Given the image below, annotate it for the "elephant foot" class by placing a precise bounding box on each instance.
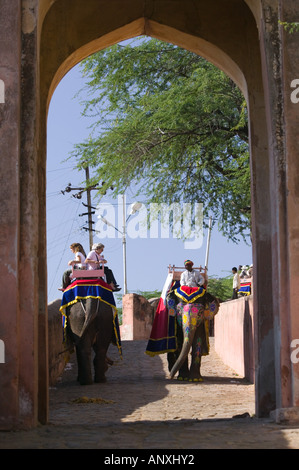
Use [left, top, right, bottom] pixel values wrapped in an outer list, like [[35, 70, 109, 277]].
[[177, 375, 189, 381], [189, 377, 204, 383], [94, 375, 107, 383], [77, 371, 93, 385], [79, 378, 93, 385]]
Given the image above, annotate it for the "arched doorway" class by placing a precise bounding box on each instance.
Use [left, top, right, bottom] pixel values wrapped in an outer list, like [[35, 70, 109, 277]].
[[38, 0, 272, 424]]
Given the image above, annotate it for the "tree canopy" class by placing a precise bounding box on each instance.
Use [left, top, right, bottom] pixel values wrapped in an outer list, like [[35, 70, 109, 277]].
[[71, 38, 251, 242]]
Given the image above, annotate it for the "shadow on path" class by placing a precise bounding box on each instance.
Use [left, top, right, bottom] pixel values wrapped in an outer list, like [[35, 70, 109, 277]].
[[1, 340, 299, 449]]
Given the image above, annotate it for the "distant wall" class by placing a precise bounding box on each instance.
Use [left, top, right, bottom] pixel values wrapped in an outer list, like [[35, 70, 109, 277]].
[[120, 294, 159, 341], [214, 296, 254, 383], [48, 299, 66, 386]]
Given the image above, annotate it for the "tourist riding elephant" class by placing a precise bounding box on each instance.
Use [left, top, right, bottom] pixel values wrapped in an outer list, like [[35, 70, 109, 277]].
[[64, 297, 121, 385], [167, 290, 219, 381]]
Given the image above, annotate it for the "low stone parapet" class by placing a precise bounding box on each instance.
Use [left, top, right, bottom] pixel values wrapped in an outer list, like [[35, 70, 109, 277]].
[[48, 299, 66, 385], [120, 294, 158, 341], [214, 296, 254, 383]]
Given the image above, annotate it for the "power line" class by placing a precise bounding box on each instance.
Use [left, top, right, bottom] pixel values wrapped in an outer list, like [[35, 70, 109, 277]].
[[60, 166, 114, 250], [48, 202, 81, 297]]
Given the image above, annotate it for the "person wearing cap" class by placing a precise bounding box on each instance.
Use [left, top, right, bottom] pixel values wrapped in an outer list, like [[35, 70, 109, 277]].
[[180, 260, 207, 288], [85, 243, 121, 291]]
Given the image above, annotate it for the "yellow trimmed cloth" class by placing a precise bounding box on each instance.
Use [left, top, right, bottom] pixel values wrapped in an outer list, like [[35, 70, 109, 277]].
[[59, 278, 122, 359], [174, 285, 206, 303]]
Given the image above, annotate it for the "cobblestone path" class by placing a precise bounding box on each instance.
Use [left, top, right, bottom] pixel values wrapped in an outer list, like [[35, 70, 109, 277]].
[[1, 338, 299, 449]]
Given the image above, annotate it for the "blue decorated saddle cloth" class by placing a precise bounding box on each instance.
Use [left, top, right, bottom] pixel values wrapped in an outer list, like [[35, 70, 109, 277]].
[[174, 285, 206, 303], [59, 278, 122, 358]]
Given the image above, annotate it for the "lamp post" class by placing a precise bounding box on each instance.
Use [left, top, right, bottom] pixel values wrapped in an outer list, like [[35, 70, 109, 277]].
[[204, 216, 212, 271], [122, 194, 127, 294], [100, 196, 142, 295]]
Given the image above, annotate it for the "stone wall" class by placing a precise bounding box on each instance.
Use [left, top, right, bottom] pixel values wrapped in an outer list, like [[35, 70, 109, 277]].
[[48, 299, 66, 386], [214, 296, 254, 383], [120, 294, 159, 341]]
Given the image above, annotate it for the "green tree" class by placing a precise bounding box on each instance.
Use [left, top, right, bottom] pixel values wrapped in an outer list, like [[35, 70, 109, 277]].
[[279, 21, 299, 34], [207, 276, 233, 302], [71, 38, 250, 242]]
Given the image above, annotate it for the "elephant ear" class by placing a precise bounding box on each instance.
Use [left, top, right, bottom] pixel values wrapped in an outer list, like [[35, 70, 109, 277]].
[[203, 296, 220, 320]]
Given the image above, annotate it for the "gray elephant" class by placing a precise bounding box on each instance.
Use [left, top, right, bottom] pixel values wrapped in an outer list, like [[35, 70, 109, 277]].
[[167, 291, 219, 381], [64, 297, 121, 385]]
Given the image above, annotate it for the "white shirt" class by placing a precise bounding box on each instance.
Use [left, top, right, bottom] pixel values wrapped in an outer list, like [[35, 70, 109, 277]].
[[85, 250, 104, 270], [233, 272, 240, 289], [180, 269, 205, 287], [74, 251, 86, 269]]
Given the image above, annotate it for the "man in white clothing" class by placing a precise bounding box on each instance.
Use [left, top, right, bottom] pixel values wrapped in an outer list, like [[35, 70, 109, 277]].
[[232, 266, 240, 299], [180, 260, 207, 287]]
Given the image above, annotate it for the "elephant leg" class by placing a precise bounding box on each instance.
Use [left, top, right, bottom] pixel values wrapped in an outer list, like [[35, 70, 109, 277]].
[[189, 327, 203, 382], [76, 336, 93, 385], [93, 313, 114, 383], [93, 341, 109, 383], [167, 316, 189, 378], [189, 321, 209, 381], [176, 319, 189, 380]]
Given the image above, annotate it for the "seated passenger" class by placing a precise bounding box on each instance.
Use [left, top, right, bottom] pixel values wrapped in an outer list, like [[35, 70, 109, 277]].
[[60, 243, 87, 291], [240, 265, 250, 279], [180, 260, 207, 288], [85, 243, 121, 292]]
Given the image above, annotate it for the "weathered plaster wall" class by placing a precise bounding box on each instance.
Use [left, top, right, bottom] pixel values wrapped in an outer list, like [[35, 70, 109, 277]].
[[0, 0, 21, 431], [120, 294, 157, 341], [214, 297, 254, 383]]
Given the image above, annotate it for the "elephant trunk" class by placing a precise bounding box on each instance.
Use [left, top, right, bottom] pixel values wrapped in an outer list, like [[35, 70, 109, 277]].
[[169, 326, 196, 379]]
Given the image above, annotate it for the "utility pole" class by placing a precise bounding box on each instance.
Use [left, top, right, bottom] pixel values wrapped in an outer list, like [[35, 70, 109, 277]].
[[61, 166, 100, 251], [85, 166, 93, 251]]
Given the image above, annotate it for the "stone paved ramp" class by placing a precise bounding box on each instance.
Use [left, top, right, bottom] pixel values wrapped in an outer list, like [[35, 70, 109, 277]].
[[1, 339, 299, 449]]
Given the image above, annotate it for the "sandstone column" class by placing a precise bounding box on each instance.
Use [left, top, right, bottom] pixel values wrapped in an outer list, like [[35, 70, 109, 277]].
[[257, 0, 299, 421], [0, 0, 22, 429]]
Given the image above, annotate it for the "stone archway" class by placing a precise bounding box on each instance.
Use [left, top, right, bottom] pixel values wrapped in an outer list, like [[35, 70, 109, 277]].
[[0, 0, 299, 429]]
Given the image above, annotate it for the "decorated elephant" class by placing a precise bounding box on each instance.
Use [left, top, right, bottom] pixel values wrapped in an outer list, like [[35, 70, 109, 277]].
[[60, 279, 122, 385], [146, 274, 219, 382], [167, 288, 219, 381]]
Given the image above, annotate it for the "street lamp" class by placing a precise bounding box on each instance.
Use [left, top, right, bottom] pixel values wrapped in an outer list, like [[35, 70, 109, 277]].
[[99, 196, 142, 295]]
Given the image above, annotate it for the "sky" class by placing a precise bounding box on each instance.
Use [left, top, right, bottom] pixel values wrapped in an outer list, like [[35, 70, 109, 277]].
[[46, 59, 252, 305]]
